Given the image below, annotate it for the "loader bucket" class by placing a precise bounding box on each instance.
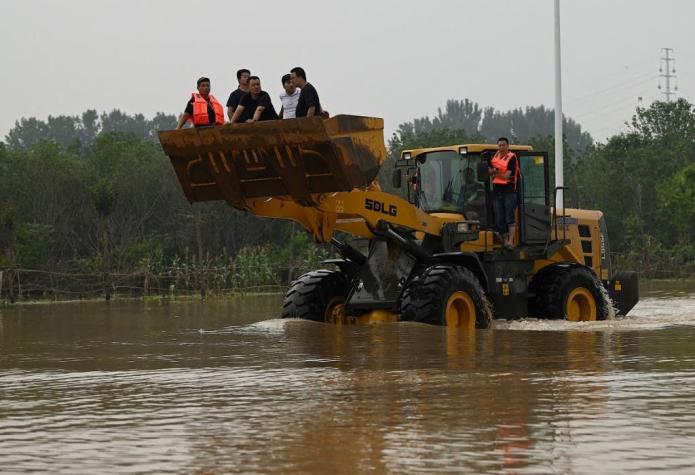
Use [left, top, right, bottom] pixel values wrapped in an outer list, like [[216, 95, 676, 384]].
[[158, 115, 387, 208]]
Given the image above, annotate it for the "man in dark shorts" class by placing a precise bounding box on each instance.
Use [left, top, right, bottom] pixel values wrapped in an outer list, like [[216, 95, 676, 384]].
[[226, 68, 250, 121], [290, 66, 324, 118], [229, 76, 279, 123], [176, 77, 225, 129], [489, 137, 519, 249]]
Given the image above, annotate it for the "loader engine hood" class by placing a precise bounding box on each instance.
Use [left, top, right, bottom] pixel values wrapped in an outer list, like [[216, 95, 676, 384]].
[[158, 115, 387, 208]]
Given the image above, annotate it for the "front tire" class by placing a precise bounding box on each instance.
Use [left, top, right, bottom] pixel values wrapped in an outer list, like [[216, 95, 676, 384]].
[[401, 265, 492, 329], [529, 265, 610, 321], [281, 270, 350, 322]]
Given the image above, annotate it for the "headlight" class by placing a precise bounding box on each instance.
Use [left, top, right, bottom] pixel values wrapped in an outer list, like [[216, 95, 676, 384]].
[[458, 147, 468, 155], [456, 222, 469, 233], [402, 151, 412, 160]]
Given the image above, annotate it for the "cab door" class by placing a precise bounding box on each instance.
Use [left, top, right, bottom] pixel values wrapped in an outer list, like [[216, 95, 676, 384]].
[[516, 152, 550, 245]]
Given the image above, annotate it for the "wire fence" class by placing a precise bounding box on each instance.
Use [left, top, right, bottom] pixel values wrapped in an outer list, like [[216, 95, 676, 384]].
[[0, 264, 309, 303], [1, 253, 692, 304]]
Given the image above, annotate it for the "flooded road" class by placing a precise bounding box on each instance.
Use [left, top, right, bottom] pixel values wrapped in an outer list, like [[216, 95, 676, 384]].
[[2, 290, 695, 474]]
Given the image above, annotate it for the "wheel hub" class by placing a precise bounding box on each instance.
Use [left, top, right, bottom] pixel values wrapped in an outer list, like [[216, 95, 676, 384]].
[[445, 291, 476, 329], [566, 287, 597, 321]]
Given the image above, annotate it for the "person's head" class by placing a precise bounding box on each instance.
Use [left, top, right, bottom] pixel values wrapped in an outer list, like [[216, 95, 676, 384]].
[[248, 76, 261, 95], [290, 67, 307, 87], [237, 69, 251, 87], [497, 137, 510, 154], [196, 77, 211, 95], [282, 73, 296, 95]]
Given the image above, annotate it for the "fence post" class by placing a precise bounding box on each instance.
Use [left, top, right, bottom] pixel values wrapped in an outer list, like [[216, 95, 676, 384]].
[[8, 270, 15, 303], [143, 264, 150, 298], [0, 270, 3, 302], [103, 272, 111, 301]]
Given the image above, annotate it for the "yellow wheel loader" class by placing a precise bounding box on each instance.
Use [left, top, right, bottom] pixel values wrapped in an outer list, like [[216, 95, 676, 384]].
[[158, 115, 638, 327]]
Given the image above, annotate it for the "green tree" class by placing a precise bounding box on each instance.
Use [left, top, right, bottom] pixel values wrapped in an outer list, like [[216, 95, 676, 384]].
[[657, 162, 695, 244], [575, 99, 695, 274], [391, 98, 593, 154]]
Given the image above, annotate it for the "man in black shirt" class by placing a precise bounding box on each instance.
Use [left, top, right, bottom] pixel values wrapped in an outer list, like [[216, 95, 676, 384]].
[[290, 67, 323, 118], [230, 76, 279, 123], [226, 68, 251, 121]]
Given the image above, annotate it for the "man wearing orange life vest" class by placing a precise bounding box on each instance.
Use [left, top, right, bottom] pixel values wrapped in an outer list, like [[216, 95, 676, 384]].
[[489, 137, 519, 249], [176, 77, 225, 129]]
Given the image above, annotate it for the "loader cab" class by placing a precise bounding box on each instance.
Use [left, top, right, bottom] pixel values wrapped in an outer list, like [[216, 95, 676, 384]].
[[395, 144, 551, 246]]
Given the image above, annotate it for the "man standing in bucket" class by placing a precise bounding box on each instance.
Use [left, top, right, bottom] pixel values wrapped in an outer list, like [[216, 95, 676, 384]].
[[489, 137, 519, 249], [290, 66, 325, 118], [226, 68, 251, 121], [176, 77, 225, 129]]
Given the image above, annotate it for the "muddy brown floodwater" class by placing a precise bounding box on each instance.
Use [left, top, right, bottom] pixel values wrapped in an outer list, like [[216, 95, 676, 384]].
[[2, 288, 695, 474]]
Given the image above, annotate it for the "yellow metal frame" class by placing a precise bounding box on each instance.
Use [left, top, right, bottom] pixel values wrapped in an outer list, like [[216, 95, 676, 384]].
[[401, 143, 534, 161], [245, 189, 462, 242]]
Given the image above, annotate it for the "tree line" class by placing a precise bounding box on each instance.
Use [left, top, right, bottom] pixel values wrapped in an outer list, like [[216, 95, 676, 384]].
[[0, 110, 327, 301], [1, 99, 693, 301]]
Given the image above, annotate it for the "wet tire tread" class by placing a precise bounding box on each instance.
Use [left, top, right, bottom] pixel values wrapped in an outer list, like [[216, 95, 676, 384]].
[[281, 269, 350, 322], [400, 264, 492, 328]]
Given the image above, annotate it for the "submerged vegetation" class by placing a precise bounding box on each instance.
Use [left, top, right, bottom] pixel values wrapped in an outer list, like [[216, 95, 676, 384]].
[[1, 99, 694, 301]]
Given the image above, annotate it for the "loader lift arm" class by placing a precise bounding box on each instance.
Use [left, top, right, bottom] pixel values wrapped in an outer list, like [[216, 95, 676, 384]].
[[158, 115, 458, 242]]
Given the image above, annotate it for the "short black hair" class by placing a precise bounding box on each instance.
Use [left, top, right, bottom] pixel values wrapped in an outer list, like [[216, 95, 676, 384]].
[[290, 67, 306, 80], [197, 77, 210, 86], [281, 73, 291, 85], [497, 137, 510, 144], [236, 69, 250, 80], [248, 75, 260, 83]]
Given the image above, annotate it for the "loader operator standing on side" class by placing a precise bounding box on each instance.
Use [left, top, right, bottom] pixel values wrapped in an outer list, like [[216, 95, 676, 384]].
[[176, 77, 225, 129], [489, 137, 519, 249]]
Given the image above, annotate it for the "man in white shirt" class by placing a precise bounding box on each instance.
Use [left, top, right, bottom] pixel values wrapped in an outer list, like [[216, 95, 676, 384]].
[[278, 73, 301, 119]]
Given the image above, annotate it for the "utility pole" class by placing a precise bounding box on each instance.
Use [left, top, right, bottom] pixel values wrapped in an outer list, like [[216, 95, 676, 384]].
[[554, 0, 564, 210], [658, 48, 678, 101]]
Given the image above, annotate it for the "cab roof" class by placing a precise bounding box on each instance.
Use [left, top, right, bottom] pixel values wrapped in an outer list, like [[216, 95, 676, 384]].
[[401, 143, 533, 160]]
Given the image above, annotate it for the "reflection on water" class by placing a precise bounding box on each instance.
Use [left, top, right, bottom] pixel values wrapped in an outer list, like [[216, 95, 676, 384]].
[[2, 293, 695, 474]]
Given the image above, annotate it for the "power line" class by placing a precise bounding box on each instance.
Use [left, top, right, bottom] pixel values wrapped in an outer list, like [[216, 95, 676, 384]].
[[658, 48, 678, 101], [565, 70, 655, 105]]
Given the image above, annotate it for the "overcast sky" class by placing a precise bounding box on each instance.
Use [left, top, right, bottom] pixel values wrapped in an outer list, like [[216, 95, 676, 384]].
[[1, 0, 693, 142]]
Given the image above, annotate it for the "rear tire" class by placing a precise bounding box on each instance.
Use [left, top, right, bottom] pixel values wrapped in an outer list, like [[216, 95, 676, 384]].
[[281, 270, 350, 322], [529, 265, 610, 321], [401, 264, 492, 329]]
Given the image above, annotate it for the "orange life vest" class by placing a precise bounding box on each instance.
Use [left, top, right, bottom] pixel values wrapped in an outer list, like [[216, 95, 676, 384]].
[[191, 93, 224, 126], [491, 151, 519, 189]]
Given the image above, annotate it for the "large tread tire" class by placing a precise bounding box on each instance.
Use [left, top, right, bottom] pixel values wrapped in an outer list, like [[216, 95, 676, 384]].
[[528, 265, 610, 321], [400, 265, 493, 329], [281, 269, 350, 322]]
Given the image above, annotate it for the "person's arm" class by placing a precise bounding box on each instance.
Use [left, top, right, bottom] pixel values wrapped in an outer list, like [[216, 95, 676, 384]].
[[502, 157, 517, 180], [248, 106, 264, 123], [176, 112, 191, 129], [230, 105, 245, 124], [248, 93, 272, 122], [226, 92, 237, 121], [305, 86, 319, 117], [177, 102, 194, 129]]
